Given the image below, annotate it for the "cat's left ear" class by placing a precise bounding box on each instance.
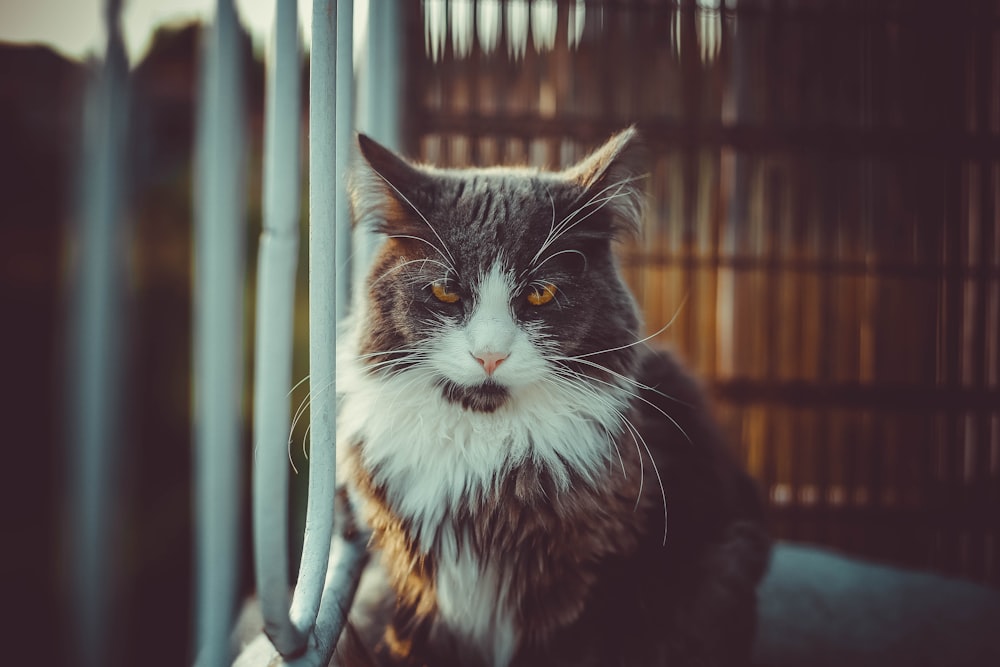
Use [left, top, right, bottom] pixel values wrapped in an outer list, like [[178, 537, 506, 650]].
[[350, 133, 432, 235], [564, 126, 647, 236]]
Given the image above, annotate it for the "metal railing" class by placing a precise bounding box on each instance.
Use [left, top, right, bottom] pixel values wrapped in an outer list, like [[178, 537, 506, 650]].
[[235, 0, 368, 664], [68, 0, 401, 664]]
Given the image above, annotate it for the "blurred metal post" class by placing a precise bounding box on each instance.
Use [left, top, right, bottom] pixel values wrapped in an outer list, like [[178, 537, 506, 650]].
[[335, 0, 354, 318], [69, 1, 128, 665], [252, 0, 305, 656], [300, 2, 367, 653], [287, 0, 339, 638], [193, 0, 247, 664], [353, 0, 402, 287], [356, 0, 401, 150]]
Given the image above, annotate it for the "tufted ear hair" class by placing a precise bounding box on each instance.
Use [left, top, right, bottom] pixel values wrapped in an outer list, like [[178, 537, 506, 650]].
[[562, 126, 647, 237], [350, 133, 433, 236]]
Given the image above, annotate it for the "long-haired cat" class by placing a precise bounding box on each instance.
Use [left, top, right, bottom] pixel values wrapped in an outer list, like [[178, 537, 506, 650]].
[[334, 128, 770, 667]]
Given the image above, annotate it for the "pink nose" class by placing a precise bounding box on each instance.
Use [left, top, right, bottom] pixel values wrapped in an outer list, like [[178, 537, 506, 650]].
[[474, 352, 508, 376]]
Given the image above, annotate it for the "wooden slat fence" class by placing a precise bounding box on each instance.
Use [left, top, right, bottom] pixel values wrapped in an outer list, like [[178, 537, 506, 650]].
[[402, 0, 1000, 586]]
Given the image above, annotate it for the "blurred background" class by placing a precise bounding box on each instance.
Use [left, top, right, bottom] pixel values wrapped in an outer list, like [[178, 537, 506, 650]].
[[1, 0, 998, 665]]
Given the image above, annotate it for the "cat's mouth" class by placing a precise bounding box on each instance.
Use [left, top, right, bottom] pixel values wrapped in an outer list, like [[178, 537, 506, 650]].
[[441, 380, 510, 413]]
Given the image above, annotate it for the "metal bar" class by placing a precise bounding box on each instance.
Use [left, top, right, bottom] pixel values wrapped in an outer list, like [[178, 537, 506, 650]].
[[292, 2, 364, 662], [300, 0, 366, 631], [286, 530, 369, 666], [354, 0, 402, 287], [288, 0, 338, 638], [69, 1, 127, 665], [235, 3, 366, 664], [193, 0, 246, 664], [334, 0, 354, 319], [253, 0, 305, 656], [233, 525, 370, 667]]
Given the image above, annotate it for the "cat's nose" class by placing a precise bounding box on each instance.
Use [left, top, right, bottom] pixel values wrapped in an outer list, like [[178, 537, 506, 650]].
[[474, 352, 508, 376]]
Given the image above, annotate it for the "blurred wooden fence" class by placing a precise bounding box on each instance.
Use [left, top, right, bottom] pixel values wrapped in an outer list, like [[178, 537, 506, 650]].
[[400, 0, 1000, 585]]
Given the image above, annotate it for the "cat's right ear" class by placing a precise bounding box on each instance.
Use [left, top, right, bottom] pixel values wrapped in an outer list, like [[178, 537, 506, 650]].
[[350, 134, 431, 236], [563, 127, 647, 237]]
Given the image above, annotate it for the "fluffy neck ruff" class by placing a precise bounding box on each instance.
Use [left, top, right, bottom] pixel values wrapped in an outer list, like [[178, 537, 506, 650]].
[[337, 331, 630, 551]]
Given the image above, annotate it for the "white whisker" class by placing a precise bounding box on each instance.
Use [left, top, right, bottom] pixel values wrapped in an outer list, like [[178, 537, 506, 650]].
[[368, 166, 457, 268], [372, 255, 454, 287], [552, 357, 693, 445], [543, 367, 666, 540], [540, 373, 629, 479], [288, 373, 310, 398], [529, 248, 588, 276], [385, 235, 457, 272], [618, 407, 668, 545], [531, 174, 646, 266], [566, 293, 690, 362], [556, 353, 692, 409]]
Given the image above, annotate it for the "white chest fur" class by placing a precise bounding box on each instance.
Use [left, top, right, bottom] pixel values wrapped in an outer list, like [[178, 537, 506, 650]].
[[435, 529, 519, 667]]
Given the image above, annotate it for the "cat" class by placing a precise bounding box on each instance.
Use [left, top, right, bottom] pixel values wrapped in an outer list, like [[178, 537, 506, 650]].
[[333, 128, 771, 667]]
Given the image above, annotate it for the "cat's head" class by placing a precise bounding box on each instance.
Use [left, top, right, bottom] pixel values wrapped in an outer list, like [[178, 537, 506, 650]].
[[349, 129, 646, 413]]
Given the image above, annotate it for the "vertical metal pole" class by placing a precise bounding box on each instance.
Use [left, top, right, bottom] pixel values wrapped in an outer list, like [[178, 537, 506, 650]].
[[335, 0, 355, 319], [353, 0, 402, 287], [69, 1, 127, 664], [253, 0, 305, 656], [296, 1, 367, 662], [288, 0, 338, 637], [235, 2, 385, 663], [236, 3, 368, 664], [357, 0, 402, 150], [193, 0, 246, 664]]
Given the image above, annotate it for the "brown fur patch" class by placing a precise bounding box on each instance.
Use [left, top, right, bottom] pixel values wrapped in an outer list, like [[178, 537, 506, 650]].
[[346, 444, 439, 620]]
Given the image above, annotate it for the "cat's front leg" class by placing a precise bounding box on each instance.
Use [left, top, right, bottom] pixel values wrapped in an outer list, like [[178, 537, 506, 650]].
[[661, 520, 771, 667]]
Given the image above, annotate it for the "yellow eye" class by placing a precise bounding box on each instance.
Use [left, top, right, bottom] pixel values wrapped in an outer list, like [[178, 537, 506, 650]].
[[431, 281, 460, 304], [527, 282, 557, 306]]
